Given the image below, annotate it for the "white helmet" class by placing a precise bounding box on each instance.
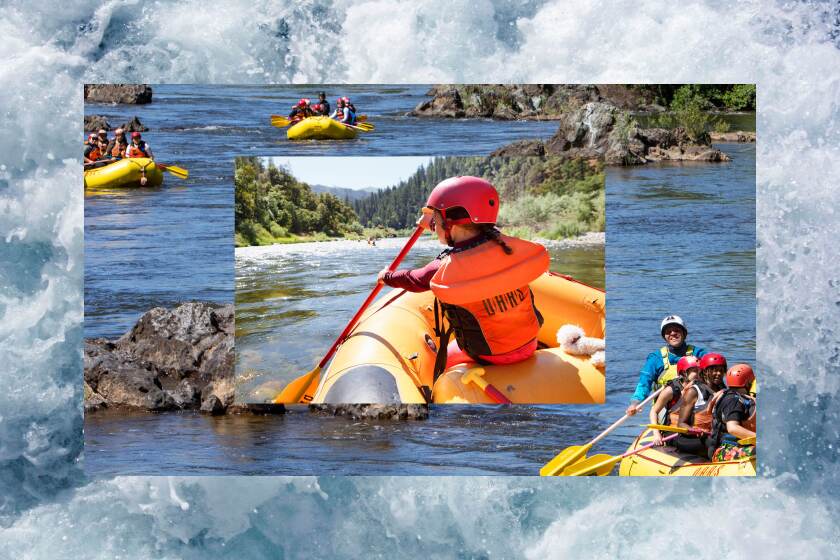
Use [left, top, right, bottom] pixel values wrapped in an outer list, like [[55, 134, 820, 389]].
[[660, 315, 687, 337]]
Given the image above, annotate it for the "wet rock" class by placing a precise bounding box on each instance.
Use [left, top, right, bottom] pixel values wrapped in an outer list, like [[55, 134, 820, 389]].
[[411, 88, 465, 118], [85, 84, 153, 104], [710, 131, 756, 143], [492, 101, 730, 165], [84, 382, 107, 412], [83, 115, 149, 133], [200, 376, 235, 414], [84, 115, 112, 133], [118, 116, 149, 133], [491, 139, 546, 157], [84, 302, 234, 413], [309, 403, 429, 420], [411, 84, 660, 120]]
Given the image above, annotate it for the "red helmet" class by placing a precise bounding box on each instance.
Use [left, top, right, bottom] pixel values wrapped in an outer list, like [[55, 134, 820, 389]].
[[342, 96, 350, 103], [699, 353, 727, 371], [336, 97, 344, 105], [312, 103, 321, 111], [297, 99, 309, 107], [426, 176, 499, 225], [676, 355, 701, 375], [131, 131, 142, 138], [726, 364, 755, 388]]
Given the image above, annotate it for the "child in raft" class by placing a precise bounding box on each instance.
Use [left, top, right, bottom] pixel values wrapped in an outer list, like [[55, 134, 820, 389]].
[[670, 352, 728, 457], [706, 363, 756, 462], [378, 176, 550, 380], [649, 355, 702, 446]]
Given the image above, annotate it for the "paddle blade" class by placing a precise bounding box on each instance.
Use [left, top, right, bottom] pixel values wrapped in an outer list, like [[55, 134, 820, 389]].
[[561, 454, 620, 477], [160, 164, 189, 179], [540, 444, 591, 476], [273, 366, 321, 404], [738, 436, 756, 446], [356, 122, 375, 131], [270, 115, 291, 128], [647, 423, 689, 434]]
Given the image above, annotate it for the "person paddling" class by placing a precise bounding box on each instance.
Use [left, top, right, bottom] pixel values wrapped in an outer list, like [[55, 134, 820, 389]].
[[125, 131, 154, 160], [378, 176, 549, 380], [707, 363, 756, 462], [288, 98, 315, 122], [84, 133, 102, 166], [649, 355, 701, 446], [626, 315, 707, 416], [668, 352, 727, 456]]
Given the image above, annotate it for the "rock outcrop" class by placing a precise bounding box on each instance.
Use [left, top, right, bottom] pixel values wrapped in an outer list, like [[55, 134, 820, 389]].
[[84, 302, 235, 413], [83, 115, 149, 133], [84, 84, 153, 104], [710, 131, 756, 143], [492, 102, 730, 165], [409, 84, 663, 120]]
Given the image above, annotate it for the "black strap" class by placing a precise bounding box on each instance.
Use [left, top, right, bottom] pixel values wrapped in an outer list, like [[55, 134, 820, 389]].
[[432, 299, 452, 383]]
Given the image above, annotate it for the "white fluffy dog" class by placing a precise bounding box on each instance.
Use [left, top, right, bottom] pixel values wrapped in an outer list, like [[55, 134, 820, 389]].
[[557, 324, 605, 368]]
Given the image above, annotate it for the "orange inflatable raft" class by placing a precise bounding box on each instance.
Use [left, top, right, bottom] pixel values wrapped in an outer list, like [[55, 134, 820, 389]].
[[289, 272, 605, 404]]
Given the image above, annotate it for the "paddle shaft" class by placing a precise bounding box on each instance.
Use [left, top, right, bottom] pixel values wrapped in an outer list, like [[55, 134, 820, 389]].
[[316, 225, 425, 369], [588, 387, 664, 447]]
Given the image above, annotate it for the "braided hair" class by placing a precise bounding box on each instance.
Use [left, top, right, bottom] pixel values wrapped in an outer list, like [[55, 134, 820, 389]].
[[480, 224, 513, 255], [440, 207, 513, 255]]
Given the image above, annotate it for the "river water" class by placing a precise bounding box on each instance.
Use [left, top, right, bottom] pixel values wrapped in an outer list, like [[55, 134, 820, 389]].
[[84, 85, 559, 339], [84, 89, 753, 476], [235, 236, 605, 400]]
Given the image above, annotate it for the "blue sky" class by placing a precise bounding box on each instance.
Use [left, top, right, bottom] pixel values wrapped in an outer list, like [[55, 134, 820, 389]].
[[267, 157, 434, 190]]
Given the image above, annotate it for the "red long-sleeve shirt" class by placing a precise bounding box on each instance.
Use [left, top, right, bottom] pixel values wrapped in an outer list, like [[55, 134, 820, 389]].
[[382, 258, 441, 292]]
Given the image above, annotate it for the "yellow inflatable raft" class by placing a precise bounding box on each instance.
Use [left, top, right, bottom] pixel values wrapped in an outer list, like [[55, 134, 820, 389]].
[[618, 429, 756, 476], [299, 272, 605, 404], [84, 158, 164, 188], [287, 116, 358, 140]]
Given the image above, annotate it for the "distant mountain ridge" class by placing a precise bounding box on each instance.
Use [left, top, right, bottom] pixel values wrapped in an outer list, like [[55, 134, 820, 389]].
[[309, 184, 379, 202]]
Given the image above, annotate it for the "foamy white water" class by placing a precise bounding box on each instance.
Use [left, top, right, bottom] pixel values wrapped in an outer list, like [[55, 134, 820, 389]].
[[2, 0, 840, 556]]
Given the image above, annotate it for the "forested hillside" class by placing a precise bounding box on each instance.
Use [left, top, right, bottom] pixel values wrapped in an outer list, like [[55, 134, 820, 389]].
[[235, 157, 362, 246], [353, 156, 604, 239]]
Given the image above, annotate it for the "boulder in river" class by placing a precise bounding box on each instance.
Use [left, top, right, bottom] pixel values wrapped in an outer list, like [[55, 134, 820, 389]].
[[84, 302, 234, 413], [85, 84, 153, 104], [493, 101, 731, 165], [83, 115, 149, 133]]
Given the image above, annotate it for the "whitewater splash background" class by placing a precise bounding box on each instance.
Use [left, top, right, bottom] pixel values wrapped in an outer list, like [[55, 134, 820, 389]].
[[1, 0, 839, 556]]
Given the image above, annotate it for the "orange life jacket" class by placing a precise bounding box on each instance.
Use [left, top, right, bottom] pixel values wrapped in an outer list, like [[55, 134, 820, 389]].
[[126, 141, 149, 158], [430, 234, 549, 356], [111, 141, 126, 158], [87, 147, 102, 161]]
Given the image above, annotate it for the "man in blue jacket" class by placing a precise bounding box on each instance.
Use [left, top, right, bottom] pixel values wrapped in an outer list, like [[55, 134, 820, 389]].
[[625, 315, 707, 415]]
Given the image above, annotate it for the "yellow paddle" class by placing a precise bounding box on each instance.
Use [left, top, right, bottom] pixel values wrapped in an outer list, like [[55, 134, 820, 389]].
[[157, 163, 189, 179], [738, 436, 756, 445], [646, 424, 709, 435], [273, 225, 426, 404], [540, 388, 664, 476], [560, 432, 681, 476], [270, 115, 294, 127]]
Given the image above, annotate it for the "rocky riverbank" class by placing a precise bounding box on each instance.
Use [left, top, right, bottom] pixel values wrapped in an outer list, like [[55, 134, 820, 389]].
[[84, 302, 237, 414], [491, 102, 730, 165], [84, 302, 427, 420], [409, 84, 663, 120]]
